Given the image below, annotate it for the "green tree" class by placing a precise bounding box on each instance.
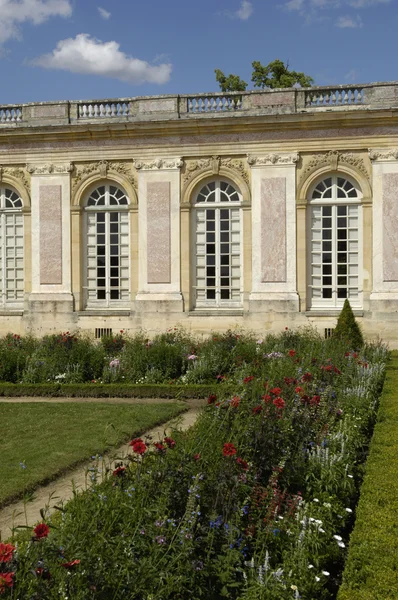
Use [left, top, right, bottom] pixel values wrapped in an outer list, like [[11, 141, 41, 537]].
[[251, 59, 314, 89], [333, 299, 364, 350], [214, 69, 248, 93]]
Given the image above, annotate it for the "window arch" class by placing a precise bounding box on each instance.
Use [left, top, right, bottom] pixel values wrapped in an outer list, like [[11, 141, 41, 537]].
[[0, 187, 24, 308], [308, 175, 362, 309], [84, 183, 130, 308], [192, 179, 242, 308]]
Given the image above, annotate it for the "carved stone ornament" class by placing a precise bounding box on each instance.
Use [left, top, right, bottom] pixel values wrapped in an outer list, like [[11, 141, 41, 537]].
[[247, 153, 299, 166], [369, 148, 398, 162], [134, 158, 183, 170], [72, 161, 137, 193], [182, 155, 249, 190], [0, 165, 30, 193], [299, 150, 369, 187], [26, 163, 73, 175]]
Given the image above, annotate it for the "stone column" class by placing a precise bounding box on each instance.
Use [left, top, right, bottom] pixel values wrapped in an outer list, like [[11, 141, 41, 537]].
[[27, 163, 75, 332], [369, 149, 398, 313], [247, 153, 299, 312], [134, 158, 183, 316]]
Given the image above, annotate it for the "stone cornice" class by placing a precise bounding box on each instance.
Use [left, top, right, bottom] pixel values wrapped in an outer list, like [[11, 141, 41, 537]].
[[369, 148, 398, 162], [27, 163, 72, 175], [247, 153, 299, 166], [134, 158, 183, 170]]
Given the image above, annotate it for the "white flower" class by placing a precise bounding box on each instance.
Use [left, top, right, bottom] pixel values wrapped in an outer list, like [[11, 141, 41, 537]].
[[348, 474, 354, 478], [319, 528, 325, 533], [308, 564, 314, 569], [345, 508, 353, 513], [313, 498, 319, 502], [338, 541, 346, 548], [315, 576, 320, 582], [322, 571, 330, 576], [333, 535, 342, 541]]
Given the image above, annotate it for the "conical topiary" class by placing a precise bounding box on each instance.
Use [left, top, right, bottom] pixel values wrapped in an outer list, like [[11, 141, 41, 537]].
[[334, 299, 364, 349]]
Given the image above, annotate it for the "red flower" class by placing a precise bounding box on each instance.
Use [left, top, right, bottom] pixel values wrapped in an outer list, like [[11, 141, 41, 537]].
[[288, 349, 296, 357], [243, 376, 255, 384], [164, 437, 176, 449], [0, 572, 14, 592], [61, 559, 81, 568], [262, 394, 272, 403], [284, 377, 297, 386], [270, 387, 281, 396], [334, 367, 342, 375], [321, 365, 333, 372], [300, 394, 310, 405], [230, 396, 240, 408], [34, 523, 50, 539], [154, 442, 166, 452], [194, 453, 201, 461], [311, 395, 321, 406], [113, 466, 126, 477], [131, 441, 147, 455], [273, 397, 285, 409], [0, 543, 15, 563], [36, 567, 51, 579], [223, 442, 237, 457], [302, 372, 312, 382], [253, 405, 263, 415], [207, 394, 217, 405], [295, 386, 304, 394], [130, 437, 143, 446], [236, 457, 249, 470]]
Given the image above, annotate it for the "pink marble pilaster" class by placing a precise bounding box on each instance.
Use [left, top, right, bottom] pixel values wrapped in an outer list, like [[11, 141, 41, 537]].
[[147, 181, 171, 284], [383, 173, 398, 282], [261, 178, 286, 283], [39, 185, 62, 284]]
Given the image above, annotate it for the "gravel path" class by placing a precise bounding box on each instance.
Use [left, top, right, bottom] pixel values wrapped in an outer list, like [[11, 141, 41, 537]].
[[0, 399, 203, 539]]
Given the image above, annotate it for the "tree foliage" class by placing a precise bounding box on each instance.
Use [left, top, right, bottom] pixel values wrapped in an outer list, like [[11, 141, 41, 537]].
[[214, 69, 248, 93], [251, 59, 314, 89], [334, 299, 364, 350], [215, 59, 313, 92]]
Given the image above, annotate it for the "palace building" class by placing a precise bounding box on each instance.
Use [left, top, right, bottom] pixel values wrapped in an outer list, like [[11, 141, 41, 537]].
[[1, 82, 398, 344]]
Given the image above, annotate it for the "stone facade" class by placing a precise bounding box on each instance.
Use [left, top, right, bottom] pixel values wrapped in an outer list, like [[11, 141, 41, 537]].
[[1, 82, 398, 344]]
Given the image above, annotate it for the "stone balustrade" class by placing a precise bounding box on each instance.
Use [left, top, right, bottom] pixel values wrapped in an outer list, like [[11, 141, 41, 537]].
[[1, 81, 398, 127]]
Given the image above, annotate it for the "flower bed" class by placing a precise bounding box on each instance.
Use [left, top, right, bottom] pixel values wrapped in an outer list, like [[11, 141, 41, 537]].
[[1, 329, 388, 599]]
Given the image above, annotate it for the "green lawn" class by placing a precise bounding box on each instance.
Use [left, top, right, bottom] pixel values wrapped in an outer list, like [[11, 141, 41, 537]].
[[0, 401, 186, 505], [338, 351, 398, 600]]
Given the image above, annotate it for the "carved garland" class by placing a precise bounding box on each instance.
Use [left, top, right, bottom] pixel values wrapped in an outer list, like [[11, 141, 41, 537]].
[[0, 165, 30, 194], [26, 163, 73, 175], [299, 150, 369, 188], [134, 158, 183, 170], [72, 161, 137, 194], [369, 149, 398, 161], [182, 156, 249, 193], [247, 153, 299, 166]]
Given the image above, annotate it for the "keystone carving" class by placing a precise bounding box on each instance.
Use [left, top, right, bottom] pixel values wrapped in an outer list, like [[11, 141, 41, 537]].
[[182, 156, 249, 190], [72, 161, 137, 193], [26, 163, 73, 175], [134, 158, 183, 170], [0, 165, 30, 193], [369, 148, 398, 162], [299, 150, 369, 187], [247, 153, 299, 166]]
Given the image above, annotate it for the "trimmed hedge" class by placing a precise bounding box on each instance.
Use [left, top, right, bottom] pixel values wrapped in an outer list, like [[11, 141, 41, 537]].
[[0, 382, 236, 399], [337, 352, 398, 600]]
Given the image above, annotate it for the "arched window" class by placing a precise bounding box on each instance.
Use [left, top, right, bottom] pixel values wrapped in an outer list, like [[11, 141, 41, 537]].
[[0, 187, 24, 308], [193, 179, 242, 308], [308, 175, 361, 309], [84, 184, 130, 308]]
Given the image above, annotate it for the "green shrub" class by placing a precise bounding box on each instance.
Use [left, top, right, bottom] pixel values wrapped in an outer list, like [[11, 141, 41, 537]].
[[334, 299, 364, 350]]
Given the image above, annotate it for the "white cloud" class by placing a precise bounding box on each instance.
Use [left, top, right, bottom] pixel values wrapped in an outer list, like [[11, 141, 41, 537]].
[[0, 0, 72, 45], [336, 13, 363, 26], [349, 0, 390, 6], [236, 0, 253, 19], [98, 6, 111, 20], [344, 68, 359, 81], [221, 0, 253, 20], [285, 0, 305, 10], [31, 33, 172, 85]]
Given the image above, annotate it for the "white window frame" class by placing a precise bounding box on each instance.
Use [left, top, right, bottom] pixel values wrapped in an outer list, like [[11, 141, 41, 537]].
[[192, 178, 243, 309], [0, 187, 24, 310], [83, 183, 130, 309], [307, 174, 362, 310]]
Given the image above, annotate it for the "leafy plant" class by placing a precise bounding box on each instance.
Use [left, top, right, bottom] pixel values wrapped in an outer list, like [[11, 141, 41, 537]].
[[334, 299, 364, 350]]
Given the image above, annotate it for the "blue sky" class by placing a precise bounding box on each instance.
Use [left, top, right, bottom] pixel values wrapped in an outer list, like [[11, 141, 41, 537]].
[[0, 0, 396, 104]]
